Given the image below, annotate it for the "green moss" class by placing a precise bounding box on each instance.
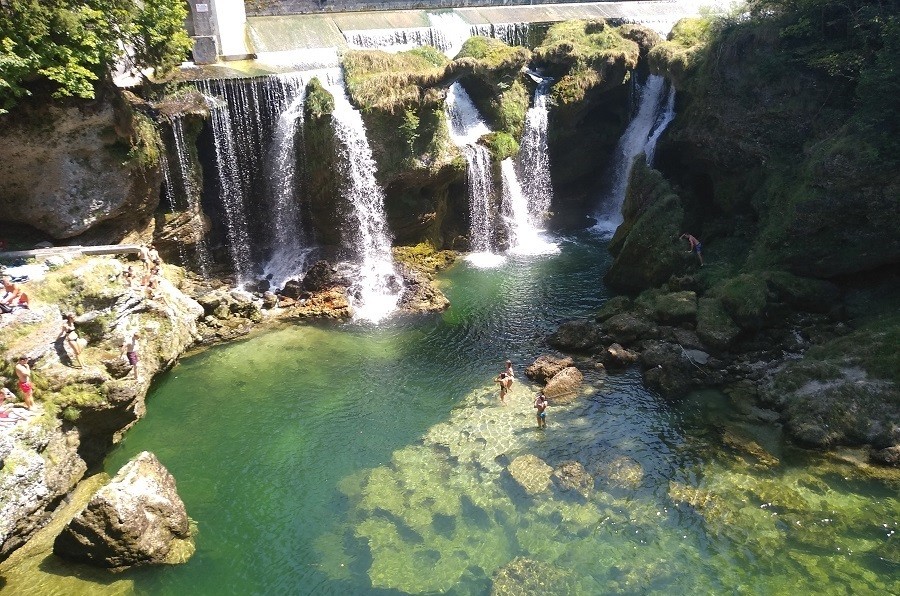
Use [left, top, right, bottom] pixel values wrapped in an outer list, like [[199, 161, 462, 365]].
[[711, 274, 770, 330], [343, 49, 448, 113], [305, 77, 334, 118], [456, 36, 527, 69], [480, 131, 519, 161], [392, 243, 457, 276], [806, 313, 900, 384], [534, 20, 640, 105], [696, 297, 741, 351], [127, 112, 163, 169], [648, 18, 713, 83]]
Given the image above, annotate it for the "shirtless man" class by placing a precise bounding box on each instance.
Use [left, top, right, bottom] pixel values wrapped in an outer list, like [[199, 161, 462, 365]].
[[680, 233, 704, 266], [122, 332, 140, 381], [534, 392, 548, 429], [0, 277, 26, 311], [495, 372, 510, 404], [14, 356, 34, 409]]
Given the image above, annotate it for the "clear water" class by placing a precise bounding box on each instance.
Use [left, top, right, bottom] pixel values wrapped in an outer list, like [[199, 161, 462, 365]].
[[5, 234, 898, 594]]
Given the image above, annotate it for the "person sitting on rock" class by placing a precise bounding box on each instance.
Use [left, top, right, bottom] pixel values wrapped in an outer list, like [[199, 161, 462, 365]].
[[0, 276, 27, 312], [680, 233, 704, 266], [0, 387, 29, 422]]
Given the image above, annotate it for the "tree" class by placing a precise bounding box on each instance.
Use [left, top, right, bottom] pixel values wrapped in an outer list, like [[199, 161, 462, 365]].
[[0, 0, 192, 114]]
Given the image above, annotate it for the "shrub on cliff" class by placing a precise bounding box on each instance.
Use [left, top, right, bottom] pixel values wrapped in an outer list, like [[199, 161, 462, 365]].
[[343, 47, 449, 113], [0, 0, 192, 114], [533, 19, 640, 106]]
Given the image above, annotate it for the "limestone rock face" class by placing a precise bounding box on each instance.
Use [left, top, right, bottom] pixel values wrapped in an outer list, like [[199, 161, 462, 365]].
[[524, 355, 574, 383], [543, 366, 584, 404], [53, 451, 194, 569], [507, 455, 553, 495], [0, 93, 161, 241]]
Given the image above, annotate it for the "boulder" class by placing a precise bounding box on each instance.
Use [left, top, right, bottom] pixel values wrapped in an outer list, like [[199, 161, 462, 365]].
[[639, 341, 700, 397], [601, 312, 654, 345], [543, 366, 584, 404], [507, 455, 553, 495], [651, 291, 698, 324], [595, 295, 632, 322], [53, 451, 194, 569], [600, 343, 639, 368], [261, 291, 278, 309], [524, 355, 574, 383], [280, 279, 305, 300], [302, 260, 337, 292], [547, 319, 605, 352], [696, 297, 741, 352], [552, 460, 594, 498], [595, 455, 644, 490]]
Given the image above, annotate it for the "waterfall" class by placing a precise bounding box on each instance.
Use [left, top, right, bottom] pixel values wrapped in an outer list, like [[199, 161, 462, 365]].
[[169, 117, 212, 276], [197, 81, 255, 282], [445, 82, 505, 267], [428, 13, 474, 58], [469, 23, 530, 47], [195, 74, 311, 285], [504, 78, 559, 256], [159, 152, 190, 269], [262, 77, 313, 288], [593, 74, 671, 237], [644, 84, 676, 166], [323, 76, 403, 323], [344, 27, 440, 53]]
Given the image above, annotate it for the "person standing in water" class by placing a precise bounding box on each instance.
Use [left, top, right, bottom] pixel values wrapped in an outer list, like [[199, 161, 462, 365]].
[[534, 392, 548, 429], [680, 233, 704, 266], [495, 372, 510, 404]]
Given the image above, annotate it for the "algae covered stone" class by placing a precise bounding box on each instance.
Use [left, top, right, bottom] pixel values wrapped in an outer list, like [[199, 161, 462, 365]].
[[508, 454, 554, 495], [543, 367, 584, 404]]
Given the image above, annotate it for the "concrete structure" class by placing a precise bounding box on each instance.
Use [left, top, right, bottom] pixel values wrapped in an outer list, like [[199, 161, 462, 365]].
[[186, 0, 254, 64], [247, 0, 621, 16]]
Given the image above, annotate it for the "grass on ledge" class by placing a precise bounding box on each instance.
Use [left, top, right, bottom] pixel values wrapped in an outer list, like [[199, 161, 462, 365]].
[[343, 47, 450, 113]]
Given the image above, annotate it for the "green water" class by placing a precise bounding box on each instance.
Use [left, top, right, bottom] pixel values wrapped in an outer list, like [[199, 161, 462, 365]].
[[7, 234, 898, 594]]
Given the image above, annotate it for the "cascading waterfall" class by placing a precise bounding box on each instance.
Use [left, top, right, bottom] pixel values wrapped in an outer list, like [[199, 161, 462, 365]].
[[197, 83, 255, 282], [469, 22, 530, 47], [262, 80, 313, 288], [323, 76, 403, 323], [158, 152, 190, 269], [195, 74, 311, 284], [500, 75, 558, 256], [445, 82, 505, 266], [644, 84, 676, 166], [169, 117, 212, 276], [593, 74, 672, 237], [428, 12, 474, 58]]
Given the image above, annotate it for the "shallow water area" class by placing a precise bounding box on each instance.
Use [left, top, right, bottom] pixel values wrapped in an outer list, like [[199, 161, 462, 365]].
[[4, 233, 898, 594]]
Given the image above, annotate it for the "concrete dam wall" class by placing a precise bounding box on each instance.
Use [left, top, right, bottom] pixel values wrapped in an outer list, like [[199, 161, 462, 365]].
[[246, 0, 618, 17]]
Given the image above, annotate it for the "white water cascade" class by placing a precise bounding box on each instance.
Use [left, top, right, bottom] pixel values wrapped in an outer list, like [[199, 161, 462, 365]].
[[644, 84, 676, 166], [445, 82, 505, 267], [427, 12, 475, 58], [512, 78, 559, 254], [197, 81, 255, 283], [323, 76, 404, 323], [593, 74, 673, 237], [167, 117, 212, 276], [344, 17, 530, 56]]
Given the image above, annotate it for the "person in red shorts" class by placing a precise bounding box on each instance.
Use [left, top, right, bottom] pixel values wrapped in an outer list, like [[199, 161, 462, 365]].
[[14, 356, 34, 409]]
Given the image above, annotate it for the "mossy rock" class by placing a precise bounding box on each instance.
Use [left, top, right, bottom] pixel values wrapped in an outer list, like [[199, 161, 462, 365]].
[[711, 274, 771, 330], [647, 18, 713, 86], [480, 132, 520, 161], [595, 295, 632, 322], [605, 161, 685, 293], [343, 48, 449, 113], [303, 78, 343, 248], [696, 297, 741, 352], [764, 271, 840, 314], [636, 289, 697, 324]]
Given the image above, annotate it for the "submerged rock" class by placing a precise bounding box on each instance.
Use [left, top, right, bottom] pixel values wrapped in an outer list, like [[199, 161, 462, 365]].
[[507, 455, 554, 495], [552, 461, 594, 498], [524, 355, 574, 383], [595, 456, 644, 490], [53, 451, 194, 570], [491, 556, 575, 596], [543, 366, 584, 403]]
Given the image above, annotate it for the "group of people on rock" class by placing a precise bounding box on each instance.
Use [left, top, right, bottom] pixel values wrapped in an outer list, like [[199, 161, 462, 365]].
[[494, 360, 549, 430], [1, 244, 158, 419]]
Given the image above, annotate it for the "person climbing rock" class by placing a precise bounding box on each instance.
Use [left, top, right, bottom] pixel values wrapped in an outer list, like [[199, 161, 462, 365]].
[[680, 233, 704, 266]]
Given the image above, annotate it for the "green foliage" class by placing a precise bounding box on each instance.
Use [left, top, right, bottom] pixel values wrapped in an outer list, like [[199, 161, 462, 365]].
[[480, 132, 519, 161], [648, 18, 713, 82], [305, 77, 334, 118], [127, 112, 163, 169], [399, 108, 420, 153], [0, 0, 191, 113], [456, 36, 528, 69], [534, 20, 640, 105]]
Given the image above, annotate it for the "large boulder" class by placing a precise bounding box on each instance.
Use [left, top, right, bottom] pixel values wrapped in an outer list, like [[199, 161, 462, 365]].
[[696, 297, 741, 352], [302, 260, 338, 292], [507, 455, 554, 495], [53, 451, 194, 569], [543, 366, 584, 404], [524, 355, 574, 383], [548, 319, 605, 352], [600, 342, 639, 368], [600, 312, 654, 345]]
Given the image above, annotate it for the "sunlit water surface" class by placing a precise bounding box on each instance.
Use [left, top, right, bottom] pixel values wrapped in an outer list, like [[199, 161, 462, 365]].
[[4, 234, 898, 594]]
